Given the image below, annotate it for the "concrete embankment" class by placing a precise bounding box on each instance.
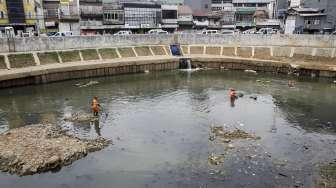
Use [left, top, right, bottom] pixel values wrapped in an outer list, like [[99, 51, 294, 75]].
[[0, 34, 336, 88]]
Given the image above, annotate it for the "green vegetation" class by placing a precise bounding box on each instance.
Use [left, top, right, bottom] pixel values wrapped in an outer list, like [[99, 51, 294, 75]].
[[190, 46, 204, 55], [164, 46, 171, 55], [318, 162, 336, 187], [8, 53, 35, 68], [181, 46, 188, 55], [0, 55, 6, 69], [81, 49, 99, 61], [118, 48, 136, 58], [37, 52, 60, 65], [134, 47, 152, 56], [206, 47, 221, 55], [150, 46, 166, 56], [59, 50, 81, 63], [99, 48, 119, 60]]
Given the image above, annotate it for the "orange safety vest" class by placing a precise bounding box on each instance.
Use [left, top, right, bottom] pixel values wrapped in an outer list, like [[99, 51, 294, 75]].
[[91, 99, 99, 112]]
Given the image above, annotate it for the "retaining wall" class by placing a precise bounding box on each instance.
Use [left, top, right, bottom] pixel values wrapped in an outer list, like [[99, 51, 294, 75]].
[[2, 34, 336, 53], [0, 34, 336, 88]]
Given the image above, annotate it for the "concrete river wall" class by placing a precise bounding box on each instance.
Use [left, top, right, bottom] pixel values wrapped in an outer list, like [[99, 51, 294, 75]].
[[0, 34, 335, 88]]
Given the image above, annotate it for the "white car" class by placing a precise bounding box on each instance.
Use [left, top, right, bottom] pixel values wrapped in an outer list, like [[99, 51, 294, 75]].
[[51, 31, 74, 37], [242, 29, 256, 34], [148, 29, 168, 34], [201, 30, 219, 35], [221, 30, 235, 35], [114, 30, 132, 35], [256, 28, 276, 35]]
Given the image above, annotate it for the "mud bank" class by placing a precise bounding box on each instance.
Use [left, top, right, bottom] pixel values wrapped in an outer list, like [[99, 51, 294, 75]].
[[0, 124, 110, 176]]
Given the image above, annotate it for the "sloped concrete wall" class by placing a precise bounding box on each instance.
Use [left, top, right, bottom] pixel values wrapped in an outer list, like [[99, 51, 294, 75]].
[[2, 34, 336, 53]]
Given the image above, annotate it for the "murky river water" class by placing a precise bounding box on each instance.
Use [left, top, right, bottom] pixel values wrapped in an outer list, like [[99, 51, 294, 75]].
[[0, 70, 335, 188]]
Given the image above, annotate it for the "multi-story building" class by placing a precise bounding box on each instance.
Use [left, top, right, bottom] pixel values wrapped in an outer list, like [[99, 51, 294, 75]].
[[161, 4, 178, 32], [123, 2, 162, 32], [284, 0, 336, 34], [185, 0, 211, 13], [193, 10, 209, 29], [58, 0, 80, 34], [209, 0, 236, 29], [35, 0, 45, 34], [43, 0, 80, 35], [79, 0, 103, 35], [233, 0, 273, 29], [0, 0, 44, 35], [0, 0, 8, 25], [177, 5, 193, 30], [43, 0, 60, 33]]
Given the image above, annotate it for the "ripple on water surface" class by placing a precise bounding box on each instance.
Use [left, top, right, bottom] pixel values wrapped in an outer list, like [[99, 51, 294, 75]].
[[0, 70, 335, 188]]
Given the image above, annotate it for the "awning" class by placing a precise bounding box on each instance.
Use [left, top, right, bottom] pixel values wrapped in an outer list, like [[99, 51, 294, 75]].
[[162, 24, 178, 28], [299, 13, 327, 17]]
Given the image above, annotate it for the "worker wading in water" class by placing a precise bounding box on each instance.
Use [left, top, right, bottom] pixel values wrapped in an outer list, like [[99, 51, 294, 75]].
[[91, 96, 101, 117], [229, 88, 237, 107]]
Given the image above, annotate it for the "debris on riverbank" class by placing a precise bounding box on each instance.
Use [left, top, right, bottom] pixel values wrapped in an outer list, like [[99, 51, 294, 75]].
[[317, 161, 336, 188], [210, 126, 260, 142], [74, 81, 99, 88], [0, 124, 110, 176], [63, 112, 97, 123], [208, 153, 225, 166]]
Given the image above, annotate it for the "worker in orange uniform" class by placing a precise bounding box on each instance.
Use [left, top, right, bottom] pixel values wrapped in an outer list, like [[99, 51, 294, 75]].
[[229, 88, 237, 107], [91, 96, 101, 117]]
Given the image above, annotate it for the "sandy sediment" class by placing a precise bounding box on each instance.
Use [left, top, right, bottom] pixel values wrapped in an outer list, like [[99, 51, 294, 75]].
[[0, 124, 110, 176]]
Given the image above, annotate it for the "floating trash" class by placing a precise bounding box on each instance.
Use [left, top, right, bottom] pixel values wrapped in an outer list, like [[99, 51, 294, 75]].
[[75, 81, 99, 88], [244, 70, 257, 74], [208, 153, 225, 166], [210, 126, 259, 140]]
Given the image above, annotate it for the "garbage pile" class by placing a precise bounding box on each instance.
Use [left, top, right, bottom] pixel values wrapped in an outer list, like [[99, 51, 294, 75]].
[[0, 124, 110, 176]]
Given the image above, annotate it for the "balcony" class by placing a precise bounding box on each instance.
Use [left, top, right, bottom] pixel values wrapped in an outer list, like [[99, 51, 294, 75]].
[[235, 21, 255, 27], [59, 6, 80, 21], [162, 19, 178, 24], [80, 20, 103, 27]]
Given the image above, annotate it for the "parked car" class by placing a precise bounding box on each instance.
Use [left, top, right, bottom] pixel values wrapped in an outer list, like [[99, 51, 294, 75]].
[[256, 28, 276, 35], [114, 30, 132, 35], [201, 30, 219, 35], [51, 31, 74, 37], [242, 29, 256, 34], [148, 29, 168, 34], [221, 30, 235, 35]]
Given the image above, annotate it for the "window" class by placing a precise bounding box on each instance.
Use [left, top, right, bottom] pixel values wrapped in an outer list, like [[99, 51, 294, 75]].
[[314, 19, 320, 25], [0, 11, 3, 19]]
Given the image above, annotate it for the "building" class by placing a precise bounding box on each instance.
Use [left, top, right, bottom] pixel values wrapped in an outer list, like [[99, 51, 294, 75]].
[[233, 0, 272, 29], [58, 0, 80, 34], [177, 5, 193, 30], [43, 0, 60, 33], [193, 10, 209, 29], [123, 2, 162, 33], [79, 0, 104, 35], [161, 5, 178, 32], [185, 0, 211, 12], [35, 0, 46, 34], [156, 0, 184, 5], [285, 7, 327, 34], [0, 0, 8, 25], [0, 0, 44, 35], [284, 0, 336, 34], [103, 2, 124, 30]]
